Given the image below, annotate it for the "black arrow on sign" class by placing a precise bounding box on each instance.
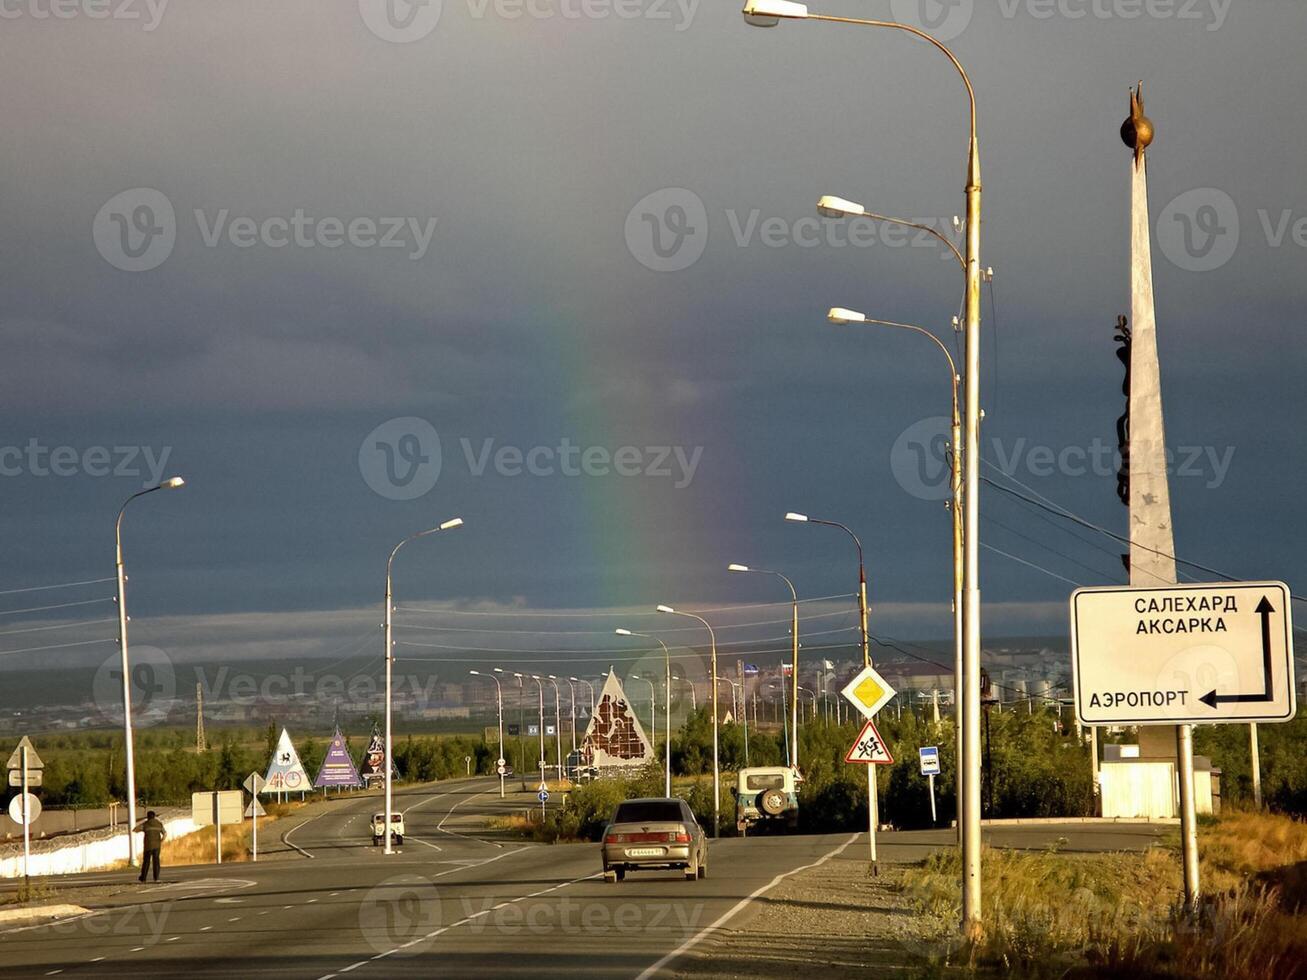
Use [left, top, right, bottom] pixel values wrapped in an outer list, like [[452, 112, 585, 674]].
[[1199, 596, 1275, 709]]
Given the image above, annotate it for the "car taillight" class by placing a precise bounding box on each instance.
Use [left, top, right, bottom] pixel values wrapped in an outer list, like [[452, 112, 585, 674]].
[[606, 833, 625, 844], [673, 832, 690, 843]]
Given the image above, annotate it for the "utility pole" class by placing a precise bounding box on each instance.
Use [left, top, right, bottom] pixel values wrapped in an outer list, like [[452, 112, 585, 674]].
[[196, 683, 207, 753]]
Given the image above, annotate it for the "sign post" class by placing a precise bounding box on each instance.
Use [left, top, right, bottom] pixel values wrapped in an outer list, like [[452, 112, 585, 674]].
[[6, 738, 44, 883], [243, 772, 266, 862], [537, 781, 549, 821], [919, 747, 941, 826], [192, 790, 243, 865], [841, 667, 897, 873]]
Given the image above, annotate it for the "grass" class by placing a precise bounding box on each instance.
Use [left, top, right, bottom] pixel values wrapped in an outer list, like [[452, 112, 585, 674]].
[[900, 811, 1307, 979]]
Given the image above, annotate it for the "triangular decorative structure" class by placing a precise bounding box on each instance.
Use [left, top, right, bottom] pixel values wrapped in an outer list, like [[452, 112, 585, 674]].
[[577, 669, 654, 771], [313, 728, 363, 789], [358, 725, 397, 787], [263, 728, 310, 793]]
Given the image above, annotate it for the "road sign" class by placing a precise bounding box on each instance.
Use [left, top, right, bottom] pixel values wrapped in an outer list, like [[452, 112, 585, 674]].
[[8, 769, 41, 788], [243, 772, 266, 795], [840, 665, 897, 719], [527, 724, 539, 737], [245, 798, 266, 819], [919, 746, 941, 776], [1071, 582, 1296, 725], [6, 736, 43, 772], [537, 789, 550, 803], [496, 758, 507, 775], [7, 793, 41, 826], [192, 790, 244, 826], [845, 720, 894, 765]]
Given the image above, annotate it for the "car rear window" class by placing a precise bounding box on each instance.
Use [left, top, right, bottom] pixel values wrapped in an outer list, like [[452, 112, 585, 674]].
[[613, 801, 683, 823], [745, 774, 785, 791]]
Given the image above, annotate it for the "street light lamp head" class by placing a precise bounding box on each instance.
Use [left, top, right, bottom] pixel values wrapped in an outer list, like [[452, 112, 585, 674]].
[[785, 512, 809, 523], [493, 667, 504, 673], [656, 604, 676, 614], [439, 517, 464, 531], [828, 307, 867, 325], [741, 0, 807, 27], [160, 476, 185, 489], [727, 563, 750, 573], [817, 195, 866, 219], [469, 669, 480, 676], [614, 628, 633, 636]]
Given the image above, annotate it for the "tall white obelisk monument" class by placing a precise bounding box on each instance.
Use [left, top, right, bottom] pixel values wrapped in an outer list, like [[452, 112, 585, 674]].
[[1121, 84, 1200, 908]]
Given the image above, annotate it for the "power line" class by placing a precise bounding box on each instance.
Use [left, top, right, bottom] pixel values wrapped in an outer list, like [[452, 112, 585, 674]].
[[981, 543, 1083, 588], [0, 577, 116, 597], [0, 637, 114, 657], [0, 617, 116, 638], [0, 597, 114, 618]]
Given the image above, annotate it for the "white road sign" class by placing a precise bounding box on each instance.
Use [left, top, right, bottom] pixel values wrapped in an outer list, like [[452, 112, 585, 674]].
[[840, 665, 896, 719], [1071, 581, 1296, 725], [5, 737, 44, 772], [8, 770, 42, 788], [245, 798, 267, 819], [193, 790, 245, 826], [8, 793, 41, 826], [243, 772, 266, 795]]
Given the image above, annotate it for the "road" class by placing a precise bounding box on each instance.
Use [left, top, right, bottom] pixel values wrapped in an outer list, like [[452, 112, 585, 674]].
[[0, 778, 1168, 978]]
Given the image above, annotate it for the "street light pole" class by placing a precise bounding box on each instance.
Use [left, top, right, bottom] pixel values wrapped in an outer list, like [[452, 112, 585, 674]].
[[114, 476, 185, 867], [728, 564, 800, 771], [470, 670, 504, 798], [742, 0, 983, 934], [384, 516, 463, 855], [565, 678, 578, 762], [823, 310, 964, 849], [658, 605, 719, 835], [616, 630, 674, 798], [529, 675, 546, 780], [546, 676, 563, 782]]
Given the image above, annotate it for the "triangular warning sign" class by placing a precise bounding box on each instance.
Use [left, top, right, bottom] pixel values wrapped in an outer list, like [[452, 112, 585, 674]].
[[263, 728, 310, 792], [245, 798, 267, 818], [313, 728, 363, 789], [578, 670, 654, 770], [5, 736, 43, 771], [845, 720, 894, 765]]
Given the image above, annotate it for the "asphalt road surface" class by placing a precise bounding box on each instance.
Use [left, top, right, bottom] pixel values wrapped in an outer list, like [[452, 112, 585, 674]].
[[0, 778, 1169, 978]]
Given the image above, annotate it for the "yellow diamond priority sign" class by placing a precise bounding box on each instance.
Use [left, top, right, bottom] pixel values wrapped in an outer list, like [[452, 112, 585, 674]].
[[841, 665, 896, 719]]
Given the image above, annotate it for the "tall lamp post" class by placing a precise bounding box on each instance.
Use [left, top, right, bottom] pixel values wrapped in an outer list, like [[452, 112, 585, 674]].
[[728, 564, 800, 770], [564, 678, 579, 763], [616, 629, 673, 798], [527, 675, 546, 781], [384, 517, 463, 855], [657, 605, 719, 835], [115, 476, 185, 866], [469, 669, 504, 797], [546, 676, 564, 781], [741, 0, 983, 935], [573, 676, 595, 719], [826, 310, 963, 845]]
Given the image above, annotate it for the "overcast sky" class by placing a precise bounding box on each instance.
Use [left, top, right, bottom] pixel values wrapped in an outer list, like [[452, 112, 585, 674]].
[[1, 0, 1304, 672]]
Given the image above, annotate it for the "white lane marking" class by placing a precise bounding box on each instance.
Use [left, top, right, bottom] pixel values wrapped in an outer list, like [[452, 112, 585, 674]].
[[44, 971, 62, 976], [404, 835, 443, 852], [166, 936, 180, 942], [435, 790, 500, 845], [339, 963, 366, 974], [227, 916, 241, 922], [130, 946, 145, 952], [90, 957, 106, 963], [200, 926, 212, 932], [634, 833, 860, 980]]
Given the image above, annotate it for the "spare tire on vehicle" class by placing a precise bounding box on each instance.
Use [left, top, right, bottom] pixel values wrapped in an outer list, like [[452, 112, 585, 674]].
[[759, 789, 787, 816]]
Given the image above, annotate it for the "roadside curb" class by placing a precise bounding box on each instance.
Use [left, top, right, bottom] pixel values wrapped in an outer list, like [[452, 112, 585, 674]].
[[0, 903, 91, 927], [979, 817, 1180, 826]]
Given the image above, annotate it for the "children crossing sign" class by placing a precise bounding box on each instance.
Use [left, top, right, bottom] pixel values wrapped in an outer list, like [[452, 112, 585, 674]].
[[1071, 581, 1296, 726], [845, 720, 893, 765]]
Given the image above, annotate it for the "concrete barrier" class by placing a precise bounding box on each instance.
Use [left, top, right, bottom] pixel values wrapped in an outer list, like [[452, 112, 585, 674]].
[[0, 812, 196, 879]]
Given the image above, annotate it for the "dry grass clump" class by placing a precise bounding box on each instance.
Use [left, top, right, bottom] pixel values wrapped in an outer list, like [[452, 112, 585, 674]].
[[900, 812, 1307, 978]]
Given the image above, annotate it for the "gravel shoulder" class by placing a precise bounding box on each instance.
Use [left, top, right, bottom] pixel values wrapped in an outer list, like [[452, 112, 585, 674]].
[[669, 846, 969, 980]]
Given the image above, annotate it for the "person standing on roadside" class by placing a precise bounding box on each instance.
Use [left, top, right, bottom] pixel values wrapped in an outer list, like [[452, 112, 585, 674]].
[[137, 810, 166, 883]]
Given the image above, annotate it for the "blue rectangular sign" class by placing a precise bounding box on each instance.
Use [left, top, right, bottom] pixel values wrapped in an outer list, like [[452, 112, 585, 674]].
[[919, 746, 941, 776]]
